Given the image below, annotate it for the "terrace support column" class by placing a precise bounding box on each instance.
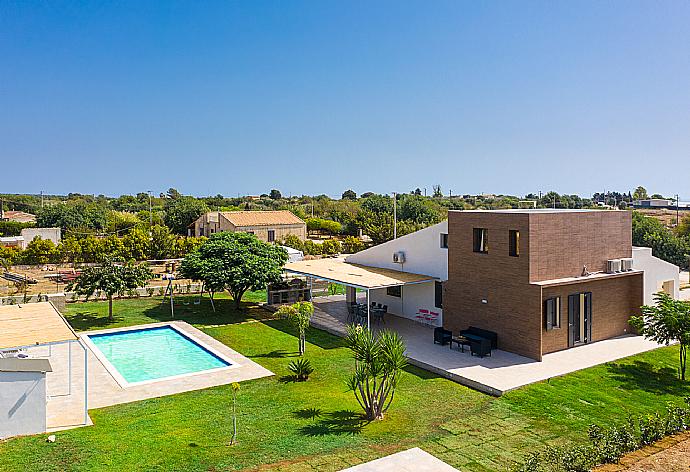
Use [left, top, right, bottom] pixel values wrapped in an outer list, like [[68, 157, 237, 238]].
[[367, 289, 370, 331], [83, 341, 89, 426]]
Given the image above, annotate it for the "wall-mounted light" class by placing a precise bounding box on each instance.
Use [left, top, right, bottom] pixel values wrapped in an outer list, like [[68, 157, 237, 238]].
[[481, 299, 488, 304]]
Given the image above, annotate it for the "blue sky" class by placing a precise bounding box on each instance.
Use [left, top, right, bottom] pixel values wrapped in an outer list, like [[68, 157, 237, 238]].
[[1, 1, 689, 198]]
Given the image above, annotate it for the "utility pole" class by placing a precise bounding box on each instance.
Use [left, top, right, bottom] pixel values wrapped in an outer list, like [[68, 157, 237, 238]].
[[676, 194, 680, 227], [40, 190, 44, 208], [0, 197, 4, 220], [392, 192, 397, 239], [148, 190, 153, 230]]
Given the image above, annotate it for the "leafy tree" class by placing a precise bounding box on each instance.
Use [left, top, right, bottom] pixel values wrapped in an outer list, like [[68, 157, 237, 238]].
[[79, 235, 106, 263], [121, 228, 150, 261], [21, 237, 58, 265], [37, 202, 108, 233], [345, 326, 407, 420], [306, 217, 342, 235], [276, 301, 314, 355], [67, 258, 153, 321], [432, 185, 442, 198], [341, 235, 364, 253], [341, 189, 357, 200], [360, 194, 392, 214], [398, 195, 442, 225], [58, 236, 82, 264], [164, 196, 208, 234], [173, 236, 206, 258], [633, 186, 649, 200], [632, 212, 690, 268], [630, 292, 690, 380], [651, 194, 664, 199], [269, 189, 282, 200], [281, 234, 304, 252], [321, 238, 342, 255], [179, 232, 288, 309], [149, 224, 175, 259]]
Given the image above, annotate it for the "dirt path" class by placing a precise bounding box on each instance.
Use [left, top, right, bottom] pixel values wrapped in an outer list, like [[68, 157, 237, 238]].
[[597, 432, 690, 471]]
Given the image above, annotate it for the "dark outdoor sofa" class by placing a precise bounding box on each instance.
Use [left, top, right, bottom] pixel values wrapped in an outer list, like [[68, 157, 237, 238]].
[[459, 326, 498, 350]]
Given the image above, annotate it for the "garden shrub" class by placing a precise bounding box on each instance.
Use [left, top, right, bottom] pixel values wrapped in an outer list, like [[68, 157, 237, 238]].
[[341, 235, 364, 253], [321, 239, 341, 255], [514, 399, 690, 471]]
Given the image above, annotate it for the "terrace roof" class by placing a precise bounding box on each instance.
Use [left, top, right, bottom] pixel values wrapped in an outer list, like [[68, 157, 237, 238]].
[[0, 302, 79, 350], [284, 258, 437, 290]]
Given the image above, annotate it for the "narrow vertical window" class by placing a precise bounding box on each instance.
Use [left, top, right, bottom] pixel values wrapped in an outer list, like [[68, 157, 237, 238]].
[[509, 230, 520, 257], [440, 233, 448, 249], [473, 228, 488, 253], [544, 296, 561, 330], [267, 230, 275, 242], [435, 281, 443, 308]]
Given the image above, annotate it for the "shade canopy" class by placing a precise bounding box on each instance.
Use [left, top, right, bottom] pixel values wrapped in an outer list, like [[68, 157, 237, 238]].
[[284, 258, 437, 290], [0, 302, 79, 350]]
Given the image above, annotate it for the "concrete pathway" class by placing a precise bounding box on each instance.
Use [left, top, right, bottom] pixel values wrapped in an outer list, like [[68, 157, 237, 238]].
[[30, 321, 273, 432], [313, 296, 665, 395], [340, 448, 459, 472]]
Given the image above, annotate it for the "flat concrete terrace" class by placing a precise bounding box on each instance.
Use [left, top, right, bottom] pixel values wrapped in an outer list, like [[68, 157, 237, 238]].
[[28, 321, 273, 431], [341, 447, 459, 472], [313, 295, 664, 395]]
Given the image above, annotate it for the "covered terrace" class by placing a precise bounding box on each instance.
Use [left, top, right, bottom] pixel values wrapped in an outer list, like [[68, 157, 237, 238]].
[[283, 258, 439, 329]]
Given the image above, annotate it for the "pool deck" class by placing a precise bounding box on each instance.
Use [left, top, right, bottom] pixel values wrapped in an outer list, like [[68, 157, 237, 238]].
[[30, 321, 273, 432]]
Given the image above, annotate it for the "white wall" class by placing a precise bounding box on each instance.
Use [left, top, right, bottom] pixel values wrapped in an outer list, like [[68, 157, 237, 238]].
[[346, 221, 448, 280], [368, 282, 441, 324], [347, 221, 447, 324], [0, 372, 47, 438], [20, 227, 61, 249], [633, 246, 681, 305]]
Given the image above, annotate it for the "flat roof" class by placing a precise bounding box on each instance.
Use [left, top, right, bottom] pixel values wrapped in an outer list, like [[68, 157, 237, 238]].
[[450, 209, 625, 214], [0, 358, 53, 373], [0, 302, 79, 350], [284, 258, 437, 289], [532, 269, 643, 288]]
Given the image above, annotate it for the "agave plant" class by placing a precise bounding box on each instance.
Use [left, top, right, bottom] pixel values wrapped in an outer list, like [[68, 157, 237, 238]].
[[288, 358, 314, 381]]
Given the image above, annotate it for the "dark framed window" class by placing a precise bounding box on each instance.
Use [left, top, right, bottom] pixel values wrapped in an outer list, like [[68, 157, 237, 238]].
[[267, 229, 275, 242], [440, 233, 448, 249], [435, 281, 443, 309], [509, 230, 519, 257], [386, 286, 401, 297], [544, 296, 561, 330], [473, 228, 488, 253]]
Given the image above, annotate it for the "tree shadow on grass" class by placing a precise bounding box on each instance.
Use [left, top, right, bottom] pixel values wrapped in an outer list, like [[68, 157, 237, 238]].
[[262, 318, 347, 351], [297, 409, 368, 436], [251, 349, 297, 359], [66, 311, 119, 331], [293, 408, 322, 420], [605, 360, 690, 396]]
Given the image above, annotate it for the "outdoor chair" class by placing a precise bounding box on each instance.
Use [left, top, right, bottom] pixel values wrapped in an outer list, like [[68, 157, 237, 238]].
[[434, 327, 452, 345], [469, 337, 492, 358]]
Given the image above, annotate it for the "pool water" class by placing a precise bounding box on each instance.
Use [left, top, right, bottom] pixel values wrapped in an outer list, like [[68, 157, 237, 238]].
[[88, 326, 231, 384]]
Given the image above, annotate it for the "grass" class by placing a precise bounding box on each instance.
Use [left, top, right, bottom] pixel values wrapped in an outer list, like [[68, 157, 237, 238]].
[[1, 296, 689, 471]]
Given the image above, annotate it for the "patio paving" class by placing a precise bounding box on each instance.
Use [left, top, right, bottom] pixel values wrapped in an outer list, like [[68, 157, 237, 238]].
[[27, 321, 273, 432], [340, 447, 460, 472], [312, 295, 665, 395]]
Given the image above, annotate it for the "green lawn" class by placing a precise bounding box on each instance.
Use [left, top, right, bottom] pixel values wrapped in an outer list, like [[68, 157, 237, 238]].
[[0, 297, 687, 471]]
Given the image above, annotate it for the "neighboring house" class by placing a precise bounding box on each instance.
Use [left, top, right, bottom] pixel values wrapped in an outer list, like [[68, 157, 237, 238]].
[[0, 210, 36, 224], [188, 210, 306, 243], [0, 228, 61, 250], [344, 209, 679, 361], [632, 199, 690, 209]]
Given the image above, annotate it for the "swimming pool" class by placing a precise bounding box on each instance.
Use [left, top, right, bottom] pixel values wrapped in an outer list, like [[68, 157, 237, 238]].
[[84, 325, 233, 386]]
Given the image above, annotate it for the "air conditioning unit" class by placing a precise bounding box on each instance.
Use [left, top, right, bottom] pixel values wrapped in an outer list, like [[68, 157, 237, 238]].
[[606, 259, 622, 273], [620, 258, 633, 271], [392, 251, 406, 264]]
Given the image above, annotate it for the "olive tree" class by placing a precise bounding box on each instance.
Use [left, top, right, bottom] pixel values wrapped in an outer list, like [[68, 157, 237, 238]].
[[67, 258, 153, 321], [179, 232, 288, 309], [630, 292, 690, 380], [345, 325, 407, 420]]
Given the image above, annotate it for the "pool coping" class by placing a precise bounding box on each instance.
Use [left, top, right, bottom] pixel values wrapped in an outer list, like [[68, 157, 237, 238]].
[[81, 322, 241, 389]]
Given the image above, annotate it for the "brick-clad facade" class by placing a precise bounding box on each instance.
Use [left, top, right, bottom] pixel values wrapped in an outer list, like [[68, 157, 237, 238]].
[[541, 273, 643, 354], [444, 209, 641, 361]]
